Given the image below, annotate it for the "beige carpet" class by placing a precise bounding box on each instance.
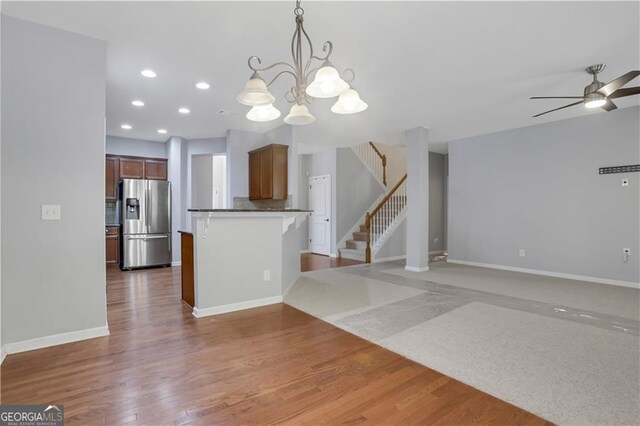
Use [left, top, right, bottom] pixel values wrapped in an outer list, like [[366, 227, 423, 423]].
[[285, 261, 640, 425]]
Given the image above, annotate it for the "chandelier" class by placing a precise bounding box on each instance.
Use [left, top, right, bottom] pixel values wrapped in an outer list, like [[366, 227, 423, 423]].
[[236, 0, 368, 125]]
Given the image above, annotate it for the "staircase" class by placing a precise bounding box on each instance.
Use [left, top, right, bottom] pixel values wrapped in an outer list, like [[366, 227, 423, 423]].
[[340, 174, 408, 262], [353, 141, 387, 187]]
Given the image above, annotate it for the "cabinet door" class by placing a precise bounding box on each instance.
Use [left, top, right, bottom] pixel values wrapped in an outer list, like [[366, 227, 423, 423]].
[[271, 146, 288, 200], [120, 158, 144, 179], [106, 235, 119, 264], [144, 159, 167, 180], [259, 148, 273, 200], [105, 157, 119, 200], [248, 152, 261, 200]]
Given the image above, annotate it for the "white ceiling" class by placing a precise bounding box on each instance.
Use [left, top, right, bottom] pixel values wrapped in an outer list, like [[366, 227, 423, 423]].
[[3, 1, 639, 154]]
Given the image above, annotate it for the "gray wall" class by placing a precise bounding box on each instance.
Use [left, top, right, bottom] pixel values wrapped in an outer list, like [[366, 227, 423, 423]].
[[1, 16, 108, 343], [336, 148, 385, 244], [106, 135, 167, 158], [429, 153, 446, 252], [448, 106, 640, 284]]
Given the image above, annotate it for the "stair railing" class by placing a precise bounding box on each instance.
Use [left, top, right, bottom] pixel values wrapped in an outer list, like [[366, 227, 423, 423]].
[[354, 142, 387, 186], [365, 174, 407, 262]]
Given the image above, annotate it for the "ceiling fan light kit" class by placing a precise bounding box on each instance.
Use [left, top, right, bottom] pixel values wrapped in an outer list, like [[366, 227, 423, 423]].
[[237, 0, 367, 125], [530, 64, 640, 117]]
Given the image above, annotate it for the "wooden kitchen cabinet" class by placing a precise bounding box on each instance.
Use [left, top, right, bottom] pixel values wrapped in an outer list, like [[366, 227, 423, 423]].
[[144, 159, 168, 180], [105, 156, 119, 201], [105, 226, 120, 264], [248, 144, 288, 200], [119, 158, 144, 179]]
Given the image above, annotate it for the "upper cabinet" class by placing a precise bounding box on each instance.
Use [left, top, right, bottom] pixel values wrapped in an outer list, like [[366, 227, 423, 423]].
[[144, 159, 168, 180], [105, 155, 168, 199], [248, 144, 288, 200], [105, 156, 119, 201], [120, 158, 145, 179]]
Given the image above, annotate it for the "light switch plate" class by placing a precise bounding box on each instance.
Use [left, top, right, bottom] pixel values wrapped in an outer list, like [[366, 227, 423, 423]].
[[519, 249, 526, 257], [42, 204, 61, 221]]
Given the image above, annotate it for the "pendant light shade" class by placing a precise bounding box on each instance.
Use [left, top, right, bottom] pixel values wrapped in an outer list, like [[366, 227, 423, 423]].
[[284, 104, 316, 125], [306, 65, 350, 98], [246, 104, 281, 122], [331, 89, 368, 114], [237, 76, 275, 106]]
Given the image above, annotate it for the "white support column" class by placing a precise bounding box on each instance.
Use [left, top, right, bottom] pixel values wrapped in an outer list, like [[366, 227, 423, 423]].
[[405, 127, 430, 272]]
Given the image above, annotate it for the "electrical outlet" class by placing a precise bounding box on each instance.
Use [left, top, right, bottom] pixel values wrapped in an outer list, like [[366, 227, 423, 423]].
[[622, 178, 629, 187], [263, 270, 271, 281], [41, 204, 61, 221], [519, 249, 526, 257], [623, 248, 631, 255]]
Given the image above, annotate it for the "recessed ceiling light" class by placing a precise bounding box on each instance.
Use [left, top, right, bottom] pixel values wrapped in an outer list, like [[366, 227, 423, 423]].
[[121, 124, 132, 130], [157, 129, 167, 134], [196, 82, 210, 90], [141, 69, 157, 78], [131, 100, 145, 107], [178, 107, 190, 114]]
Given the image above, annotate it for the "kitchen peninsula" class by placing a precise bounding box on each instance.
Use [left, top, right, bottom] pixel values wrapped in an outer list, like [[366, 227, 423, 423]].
[[186, 209, 311, 318]]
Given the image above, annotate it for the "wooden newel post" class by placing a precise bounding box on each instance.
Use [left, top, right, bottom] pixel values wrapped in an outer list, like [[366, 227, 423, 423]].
[[382, 155, 387, 186], [365, 212, 372, 263]]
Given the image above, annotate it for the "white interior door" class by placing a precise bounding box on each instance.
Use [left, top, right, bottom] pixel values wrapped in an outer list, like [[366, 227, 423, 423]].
[[309, 175, 331, 255]]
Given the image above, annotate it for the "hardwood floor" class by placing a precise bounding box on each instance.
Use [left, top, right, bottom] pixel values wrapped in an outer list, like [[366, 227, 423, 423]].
[[1, 266, 550, 425], [301, 253, 363, 272]]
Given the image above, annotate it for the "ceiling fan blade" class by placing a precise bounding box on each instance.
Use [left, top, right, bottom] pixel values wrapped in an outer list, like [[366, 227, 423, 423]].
[[597, 71, 640, 97], [609, 86, 640, 99], [601, 99, 617, 112], [530, 96, 583, 99], [532, 101, 583, 118]]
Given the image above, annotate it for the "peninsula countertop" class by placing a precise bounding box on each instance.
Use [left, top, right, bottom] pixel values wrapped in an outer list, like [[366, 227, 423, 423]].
[[188, 209, 312, 212]]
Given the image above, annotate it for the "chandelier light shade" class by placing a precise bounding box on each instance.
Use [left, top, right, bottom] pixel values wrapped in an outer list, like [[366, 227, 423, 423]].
[[246, 104, 281, 122], [284, 104, 316, 125], [237, 75, 275, 106], [331, 89, 368, 114], [306, 66, 350, 98], [237, 0, 367, 125]]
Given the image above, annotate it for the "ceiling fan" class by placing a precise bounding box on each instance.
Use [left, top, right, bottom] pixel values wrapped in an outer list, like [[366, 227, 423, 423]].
[[530, 64, 640, 118]]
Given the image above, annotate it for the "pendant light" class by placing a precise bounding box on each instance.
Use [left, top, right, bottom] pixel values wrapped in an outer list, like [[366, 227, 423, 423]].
[[237, 73, 275, 106], [306, 65, 350, 98], [331, 89, 368, 114], [246, 104, 281, 122], [284, 104, 316, 125]]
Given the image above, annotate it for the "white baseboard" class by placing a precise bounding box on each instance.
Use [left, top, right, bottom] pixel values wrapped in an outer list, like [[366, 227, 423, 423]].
[[429, 250, 446, 255], [193, 296, 283, 318], [447, 259, 640, 289], [329, 252, 338, 258], [283, 274, 301, 299], [1, 348, 6, 364], [373, 255, 406, 263], [2, 325, 110, 356], [300, 250, 311, 254], [171, 261, 182, 267], [405, 265, 430, 272]]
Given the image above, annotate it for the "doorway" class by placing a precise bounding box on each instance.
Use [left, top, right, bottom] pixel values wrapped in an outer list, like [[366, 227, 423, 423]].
[[308, 175, 331, 256], [192, 154, 227, 210]]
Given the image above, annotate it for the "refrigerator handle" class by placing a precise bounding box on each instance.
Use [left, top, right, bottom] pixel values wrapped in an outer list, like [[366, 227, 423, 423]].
[[146, 180, 151, 233]]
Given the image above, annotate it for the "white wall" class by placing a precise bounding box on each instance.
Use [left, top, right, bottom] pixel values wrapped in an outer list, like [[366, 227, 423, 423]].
[[1, 16, 108, 347], [448, 106, 640, 285], [373, 142, 407, 187], [106, 135, 167, 158], [226, 129, 267, 205]]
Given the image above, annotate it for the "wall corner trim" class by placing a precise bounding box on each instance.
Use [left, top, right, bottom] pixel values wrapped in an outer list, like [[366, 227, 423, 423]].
[[2, 325, 110, 356], [171, 261, 182, 267], [1, 348, 7, 365], [447, 259, 640, 289], [192, 296, 283, 318], [405, 265, 430, 272]]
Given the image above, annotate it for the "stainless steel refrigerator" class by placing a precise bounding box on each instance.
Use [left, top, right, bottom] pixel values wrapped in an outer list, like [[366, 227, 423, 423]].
[[120, 179, 172, 269]]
